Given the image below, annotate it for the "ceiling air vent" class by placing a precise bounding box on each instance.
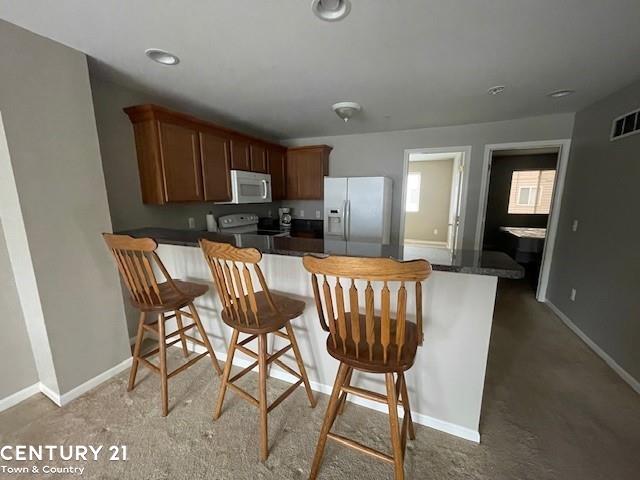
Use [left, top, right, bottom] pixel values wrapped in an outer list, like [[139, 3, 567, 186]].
[[611, 108, 640, 141]]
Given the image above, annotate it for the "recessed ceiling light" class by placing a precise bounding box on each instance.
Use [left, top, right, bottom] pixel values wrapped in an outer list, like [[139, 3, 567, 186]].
[[332, 102, 361, 122], [548, 89, 575, 98], [311, 0, 351, 22], [487, 85, 506, 95], [145, 48, 180, 65]]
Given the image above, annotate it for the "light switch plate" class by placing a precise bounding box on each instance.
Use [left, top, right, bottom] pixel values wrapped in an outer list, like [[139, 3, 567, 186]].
[[572, 219, 579, 232]]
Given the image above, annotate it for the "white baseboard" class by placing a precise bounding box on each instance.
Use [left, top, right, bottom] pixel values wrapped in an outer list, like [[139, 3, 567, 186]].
[[0, 383, 41, 413], [38, 382, 61, 406], [546, 301, 640, 395], [404, 239, 448, 247], [186, 340, 480, 443], [39, 357, 133, 407]]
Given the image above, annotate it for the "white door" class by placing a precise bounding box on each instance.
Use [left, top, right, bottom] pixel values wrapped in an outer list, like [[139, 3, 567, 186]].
[[347, 177, 386, 242], [448, 156, 464, 251]]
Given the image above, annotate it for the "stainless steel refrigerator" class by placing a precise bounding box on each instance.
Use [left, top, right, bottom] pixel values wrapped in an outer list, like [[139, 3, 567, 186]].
[[324, 177, 392, 243]]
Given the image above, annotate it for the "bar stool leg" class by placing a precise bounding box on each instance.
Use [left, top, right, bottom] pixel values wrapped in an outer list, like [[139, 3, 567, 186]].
[[158, 313, 169, 417], [385, 373, 404, 480], [399, 373, 415, 440], [337, 367, 353, 415], [174, 309, 189, 357], [309, 362, 350, 480], [188, 302, 223, 375], [128, 312, 146, 391], [213, 328, 239, 420], [285, 322, 316, 408], [258, 333, 269, 461]]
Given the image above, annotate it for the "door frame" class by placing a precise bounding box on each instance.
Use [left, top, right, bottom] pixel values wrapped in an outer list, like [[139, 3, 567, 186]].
[[400, 145, 471, 256], [475, 139, 572, 301]]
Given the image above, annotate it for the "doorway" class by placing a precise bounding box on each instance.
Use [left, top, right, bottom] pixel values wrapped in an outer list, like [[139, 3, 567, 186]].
[[400, 146, 469, 260], [476, 140, 571, 301]]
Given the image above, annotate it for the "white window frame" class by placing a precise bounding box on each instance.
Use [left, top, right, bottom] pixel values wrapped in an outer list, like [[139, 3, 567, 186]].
[[516, 186, 538, 206]]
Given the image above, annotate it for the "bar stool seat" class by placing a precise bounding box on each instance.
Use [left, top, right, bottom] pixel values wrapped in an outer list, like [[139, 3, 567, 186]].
[[221, 290, 306, 334], [133, 280, 209, 312], [326, 314, 420, 373]]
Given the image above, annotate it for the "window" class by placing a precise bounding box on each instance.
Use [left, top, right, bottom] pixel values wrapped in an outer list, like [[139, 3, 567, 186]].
[[517, 186, 537, 206], [405, 172, 421, 212], [508, 170, 556, 214]]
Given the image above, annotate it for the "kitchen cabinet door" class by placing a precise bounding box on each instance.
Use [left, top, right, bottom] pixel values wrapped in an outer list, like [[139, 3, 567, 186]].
[[200, 131, 232, 202], [158, 121, 203, 202], [268, 146, 287, 200], [250, 143, 268, 173], [230, 137, 251, 171], [286, 145, 331, 200]]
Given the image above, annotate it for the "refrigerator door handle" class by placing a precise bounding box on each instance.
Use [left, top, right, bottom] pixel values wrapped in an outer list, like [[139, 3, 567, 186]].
[[344, 200, 350, 240]]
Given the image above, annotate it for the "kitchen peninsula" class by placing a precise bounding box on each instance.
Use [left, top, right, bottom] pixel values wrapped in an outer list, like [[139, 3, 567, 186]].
[[118, 227, 523, 443]]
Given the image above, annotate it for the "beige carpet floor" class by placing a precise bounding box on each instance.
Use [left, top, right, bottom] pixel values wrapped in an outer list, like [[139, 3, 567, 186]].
[[1, 280, 639, 479]]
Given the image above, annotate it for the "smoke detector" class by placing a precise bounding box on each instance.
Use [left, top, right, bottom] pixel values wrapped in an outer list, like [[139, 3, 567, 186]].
[[332, 102, 361, 122], [487, 85, 506, 95], [312, 0, 351, 22], [145, 48, 180, 65]]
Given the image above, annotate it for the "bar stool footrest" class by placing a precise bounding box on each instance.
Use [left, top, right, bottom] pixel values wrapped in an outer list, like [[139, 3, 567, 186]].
[[165, 322, 197, 340], [167, 351, 208, 379], [267, 379, 303, 413], [327, 432, 395, 464], [139, 357, 160, 373], [227, 382, 259, 406]]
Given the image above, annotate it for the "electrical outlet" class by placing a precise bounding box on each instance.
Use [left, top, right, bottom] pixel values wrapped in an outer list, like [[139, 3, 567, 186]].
[[570, 288, 577, 301], [433, 228, 438, 235], [316, 210, 321, 219], [572, 219, 579, 232], [299, 209, 305, 217], [188, 217, 196, 229]]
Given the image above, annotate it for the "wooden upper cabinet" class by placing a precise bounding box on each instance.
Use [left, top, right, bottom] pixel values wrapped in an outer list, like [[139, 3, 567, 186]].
[[268, 146, 287, 200], [230, 137, 251, 171], [200, 131, 232, 202], [124, 105, 286, 204], [158, 120, 203, 202], [286, 145, 331, 200], [250, 143, 268, 173]]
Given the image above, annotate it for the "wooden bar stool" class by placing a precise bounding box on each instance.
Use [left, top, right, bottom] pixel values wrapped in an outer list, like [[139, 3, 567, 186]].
[[200, 239, 317, 461], [303, 254, 431, 480], [103, 233, 222, 416]]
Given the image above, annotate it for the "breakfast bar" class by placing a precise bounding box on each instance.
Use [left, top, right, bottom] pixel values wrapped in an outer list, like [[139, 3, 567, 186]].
[[118, 227, 523, 443]]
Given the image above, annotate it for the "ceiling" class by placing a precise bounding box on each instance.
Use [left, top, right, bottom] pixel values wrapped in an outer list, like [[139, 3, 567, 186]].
[[1, 1, 640, 140]]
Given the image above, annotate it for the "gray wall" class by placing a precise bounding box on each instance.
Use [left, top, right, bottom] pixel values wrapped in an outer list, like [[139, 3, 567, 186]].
[[547, 79, 640, 384], [0, 220, 38, 399], [90, 76, 281, 233], [0, 20, 130, 394], [286, 113, 575, 248]]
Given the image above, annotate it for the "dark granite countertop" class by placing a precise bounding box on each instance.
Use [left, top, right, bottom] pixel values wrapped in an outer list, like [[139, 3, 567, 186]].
[[116, 227, 524, 279]]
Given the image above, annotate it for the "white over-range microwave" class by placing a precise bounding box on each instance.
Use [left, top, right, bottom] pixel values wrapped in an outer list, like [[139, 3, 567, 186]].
[[219, 170, 272, 204]]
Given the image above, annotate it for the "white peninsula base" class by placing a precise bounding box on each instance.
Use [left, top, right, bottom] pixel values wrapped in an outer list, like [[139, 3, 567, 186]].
[[150, 244, 498, 443]]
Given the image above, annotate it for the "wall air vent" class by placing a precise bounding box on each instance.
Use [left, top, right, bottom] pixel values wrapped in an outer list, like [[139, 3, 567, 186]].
[[611, 108, 640, 141]]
